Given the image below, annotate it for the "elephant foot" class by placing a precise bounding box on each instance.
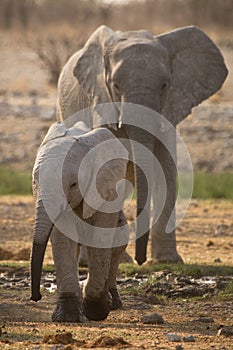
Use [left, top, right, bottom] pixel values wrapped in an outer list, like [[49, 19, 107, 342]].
[[151, 232, 184, 264], [83, 296, 110, 321], [52, 295, 84, 323], [153, 251, 184, 264], [109, 288, 122, 310]]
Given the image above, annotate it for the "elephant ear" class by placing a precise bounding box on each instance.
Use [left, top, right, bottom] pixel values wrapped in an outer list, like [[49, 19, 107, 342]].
[[80, 128, 128, 220], [73, 25, 116, 104], [73, 26, 121, 129], [157, 26, 228, 125]]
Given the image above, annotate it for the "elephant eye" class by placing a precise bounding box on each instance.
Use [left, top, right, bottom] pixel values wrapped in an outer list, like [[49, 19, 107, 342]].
[[113, 82, 120, 91], [160, 81, 169, 94], [161, 83, 167, 92], [70, 182, 77, 189]]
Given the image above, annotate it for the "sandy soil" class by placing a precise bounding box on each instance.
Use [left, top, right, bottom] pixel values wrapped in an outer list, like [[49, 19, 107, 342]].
[[0, 196, 232, 349]]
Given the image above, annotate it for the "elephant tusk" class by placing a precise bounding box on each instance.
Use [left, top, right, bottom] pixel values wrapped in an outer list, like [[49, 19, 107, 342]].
[[118, 112, 123, 128]]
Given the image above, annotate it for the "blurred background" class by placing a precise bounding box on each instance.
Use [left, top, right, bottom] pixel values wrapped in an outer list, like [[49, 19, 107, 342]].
[[0, 0, 232, 197]]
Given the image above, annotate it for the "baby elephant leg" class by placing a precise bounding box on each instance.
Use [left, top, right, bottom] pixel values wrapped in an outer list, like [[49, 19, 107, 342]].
[[108, 245, 127, 310], [108, 211, 128, 310], [51, 228, 83, 322], [83, 246, 112, 321]]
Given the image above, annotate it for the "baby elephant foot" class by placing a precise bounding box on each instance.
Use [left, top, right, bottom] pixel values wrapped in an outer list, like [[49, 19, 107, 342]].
[[52, 295, 84, 323], [83, 296, 110, 321], [109, 288, 122, 310]]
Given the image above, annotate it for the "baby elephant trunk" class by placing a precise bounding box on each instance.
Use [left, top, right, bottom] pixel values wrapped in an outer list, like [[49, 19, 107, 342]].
[[30, 200, 54, 302]]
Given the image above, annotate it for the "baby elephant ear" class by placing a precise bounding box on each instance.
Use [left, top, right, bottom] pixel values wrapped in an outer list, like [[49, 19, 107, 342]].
[[41, 122, 67, 146], [81, 129, 128, 220], [157, 26, 228, 125]]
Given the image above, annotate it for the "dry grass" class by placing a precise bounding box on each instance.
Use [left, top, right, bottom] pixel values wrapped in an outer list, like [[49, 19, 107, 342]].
[[1, 0, 233, 87]]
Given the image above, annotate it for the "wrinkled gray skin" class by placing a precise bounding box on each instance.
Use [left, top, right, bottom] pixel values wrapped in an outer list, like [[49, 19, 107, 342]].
[[57, 25, 228, 265], [31, 121, 128, 322]]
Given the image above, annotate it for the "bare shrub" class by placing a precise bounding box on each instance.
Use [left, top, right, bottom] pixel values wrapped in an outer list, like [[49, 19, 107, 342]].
[[28, 27, 85, 86]]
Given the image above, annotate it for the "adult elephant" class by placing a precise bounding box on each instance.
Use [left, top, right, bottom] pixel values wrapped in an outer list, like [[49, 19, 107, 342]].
[[57, 25, 228, 265], [31, 121, 129, 322]]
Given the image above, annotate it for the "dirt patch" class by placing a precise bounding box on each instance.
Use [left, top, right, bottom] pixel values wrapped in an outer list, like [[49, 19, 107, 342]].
[[42, 331, 78, 345], [89, 335, 130, 348], [0, 247, 31, 261], [1, 298, 232, 349], [12, 248, 31, 261], [0, 247, 14, 260], [0, 197, 233, 349]]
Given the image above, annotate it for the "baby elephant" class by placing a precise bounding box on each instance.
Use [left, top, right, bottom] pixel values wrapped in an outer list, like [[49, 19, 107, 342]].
[[30, 121, 129, 322]]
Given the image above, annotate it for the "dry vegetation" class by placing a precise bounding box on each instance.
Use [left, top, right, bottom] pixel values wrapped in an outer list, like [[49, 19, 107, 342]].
[[1, 0, 233, 86]]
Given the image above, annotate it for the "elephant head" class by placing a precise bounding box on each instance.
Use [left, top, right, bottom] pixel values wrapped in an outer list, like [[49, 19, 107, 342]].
[[30, 121, 128, 304], [73, 25, 228, 264]]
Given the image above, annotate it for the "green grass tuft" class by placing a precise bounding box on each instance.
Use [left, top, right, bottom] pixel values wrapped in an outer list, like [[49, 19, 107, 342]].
[[119, 263, 233, 278], [214, 281, 233, 301], [192, 172, 233, 200], [0, 261, 30, 269], [0, 167, 232, 200], [0, 167, 32, 195]]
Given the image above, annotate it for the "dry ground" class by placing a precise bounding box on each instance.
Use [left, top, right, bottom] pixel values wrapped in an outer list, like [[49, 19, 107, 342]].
[[0, 196, 232, 349], [0, 196, 232, 266]]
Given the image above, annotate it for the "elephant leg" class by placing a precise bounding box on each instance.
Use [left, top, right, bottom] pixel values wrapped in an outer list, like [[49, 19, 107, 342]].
[[151, 128, 183, 263], [108, 245, 126, 310], [51, 228, 83, 322], [83, 211, 121, 321], [83, 246, 112, 321], [108, 211, 128, 310]]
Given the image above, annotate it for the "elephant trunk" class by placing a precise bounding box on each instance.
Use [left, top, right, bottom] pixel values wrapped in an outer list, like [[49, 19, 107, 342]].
[[30, 200, 54, 302], [126, 124, 155, 265], [134, 156, 150, 265], [122, 97, 159, 265]]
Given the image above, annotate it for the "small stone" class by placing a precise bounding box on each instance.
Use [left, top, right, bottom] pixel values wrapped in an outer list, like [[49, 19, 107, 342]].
[[166, 333, 181, 342], [206, 240, 214, 247], [175, 345, 184, 350], [144, 294, 161, 305], [215, 224, 229, 235], [141, 312, 164, 324], [197, 317, 214, 323], [183, 335, 195, 342], [217, 326, 233, 337]]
